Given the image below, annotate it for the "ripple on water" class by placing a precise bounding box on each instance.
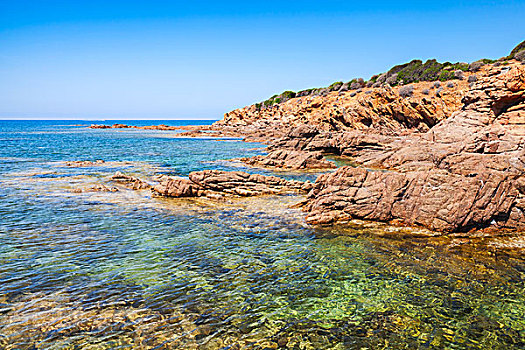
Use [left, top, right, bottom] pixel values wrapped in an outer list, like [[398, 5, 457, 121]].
[[0, 121, 524, 349]]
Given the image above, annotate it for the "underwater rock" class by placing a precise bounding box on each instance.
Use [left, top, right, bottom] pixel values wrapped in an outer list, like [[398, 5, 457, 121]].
[[89, 184, 119, 192], [65, 160, 105, 167], [70, 184, 119, 193]]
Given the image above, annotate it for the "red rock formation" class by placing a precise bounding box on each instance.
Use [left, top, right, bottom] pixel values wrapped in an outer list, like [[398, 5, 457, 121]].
[[111, 172, 151, 190], [89, 124, 212, 131], [302, 63, 525, 232], [153, 170, 312, 198], [214, 71, 476, 136]]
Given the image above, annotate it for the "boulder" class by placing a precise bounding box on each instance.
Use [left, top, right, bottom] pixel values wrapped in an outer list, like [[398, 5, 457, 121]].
[[153, 170, 312, 198], [303, 166, 524, 232]]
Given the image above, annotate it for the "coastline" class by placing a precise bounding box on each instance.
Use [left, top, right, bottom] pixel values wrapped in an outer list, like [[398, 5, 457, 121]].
[[86, 58, 525, 239], [2, 115, 525, 348]]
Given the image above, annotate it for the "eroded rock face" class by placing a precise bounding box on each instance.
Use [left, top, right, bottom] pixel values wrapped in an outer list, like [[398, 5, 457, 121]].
[[302, 63, 525, 232], [153, 170, 312, 198], [304, 165, 524, 232], [240, 125, 337, 170]]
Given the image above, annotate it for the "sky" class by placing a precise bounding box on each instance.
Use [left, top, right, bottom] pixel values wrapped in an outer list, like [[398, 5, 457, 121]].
[[0, 1, 524, 120]]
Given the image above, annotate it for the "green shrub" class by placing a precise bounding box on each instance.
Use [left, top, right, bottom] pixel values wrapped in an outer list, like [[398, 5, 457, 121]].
[[383, 59, 467, 85], [481, 58, 497, 64], [438, 71, 454, 81], [281, 91, 296, 99]]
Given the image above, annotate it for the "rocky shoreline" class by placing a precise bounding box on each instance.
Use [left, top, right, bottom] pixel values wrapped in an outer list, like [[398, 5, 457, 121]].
[[215, 59, 525, 233], [292, 63, 525, 232], [88, 44, 525, 235]]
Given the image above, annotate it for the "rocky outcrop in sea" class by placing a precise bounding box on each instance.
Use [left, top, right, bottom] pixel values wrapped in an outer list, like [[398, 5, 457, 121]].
[[153, 170, 312, 199]]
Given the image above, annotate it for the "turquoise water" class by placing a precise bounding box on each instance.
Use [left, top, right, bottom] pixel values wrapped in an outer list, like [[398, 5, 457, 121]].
[[0, 120, 524, 349]]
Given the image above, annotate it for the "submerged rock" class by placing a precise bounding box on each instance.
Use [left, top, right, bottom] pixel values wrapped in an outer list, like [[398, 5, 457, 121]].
[[65, 160, 105, 167], [89, 184, 119, 192], [111, 171, 151, 190], [70, 184, 119, 193]]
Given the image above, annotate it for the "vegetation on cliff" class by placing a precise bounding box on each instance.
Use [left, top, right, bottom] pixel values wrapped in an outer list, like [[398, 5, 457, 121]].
[[254, 40, 524, 110], [377, 59, 469, 85]]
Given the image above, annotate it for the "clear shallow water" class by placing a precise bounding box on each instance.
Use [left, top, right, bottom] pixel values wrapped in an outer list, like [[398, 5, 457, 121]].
[[0, 120, 524, 349]]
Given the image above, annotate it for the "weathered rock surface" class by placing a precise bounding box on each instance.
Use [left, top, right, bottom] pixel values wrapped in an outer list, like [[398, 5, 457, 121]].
[[153, 170, 312, 198], [71, 184, 119, 193], [304, 164, 524, 232], [239, 125, 337, 170], [89, 184, 119, 192], [223, 68, 490, 171], [302, 63, 525, 232]]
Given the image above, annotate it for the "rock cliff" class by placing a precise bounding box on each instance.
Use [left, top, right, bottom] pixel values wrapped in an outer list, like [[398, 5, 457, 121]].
[[302, 63, 525, 232], [214, 63, 490, 137], [213, 57, 525, 233]]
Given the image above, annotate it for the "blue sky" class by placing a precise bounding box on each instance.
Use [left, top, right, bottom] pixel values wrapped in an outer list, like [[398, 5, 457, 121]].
[[1, 1, 524, 120]]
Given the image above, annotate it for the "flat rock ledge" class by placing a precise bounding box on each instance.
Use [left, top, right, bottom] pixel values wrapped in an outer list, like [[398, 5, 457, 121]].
[[153, 170, 312, 199], [242, 149, 336, 170]]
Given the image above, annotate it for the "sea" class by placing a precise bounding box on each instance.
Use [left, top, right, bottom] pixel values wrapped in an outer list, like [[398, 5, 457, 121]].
[[0, 120, 524, 349]]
